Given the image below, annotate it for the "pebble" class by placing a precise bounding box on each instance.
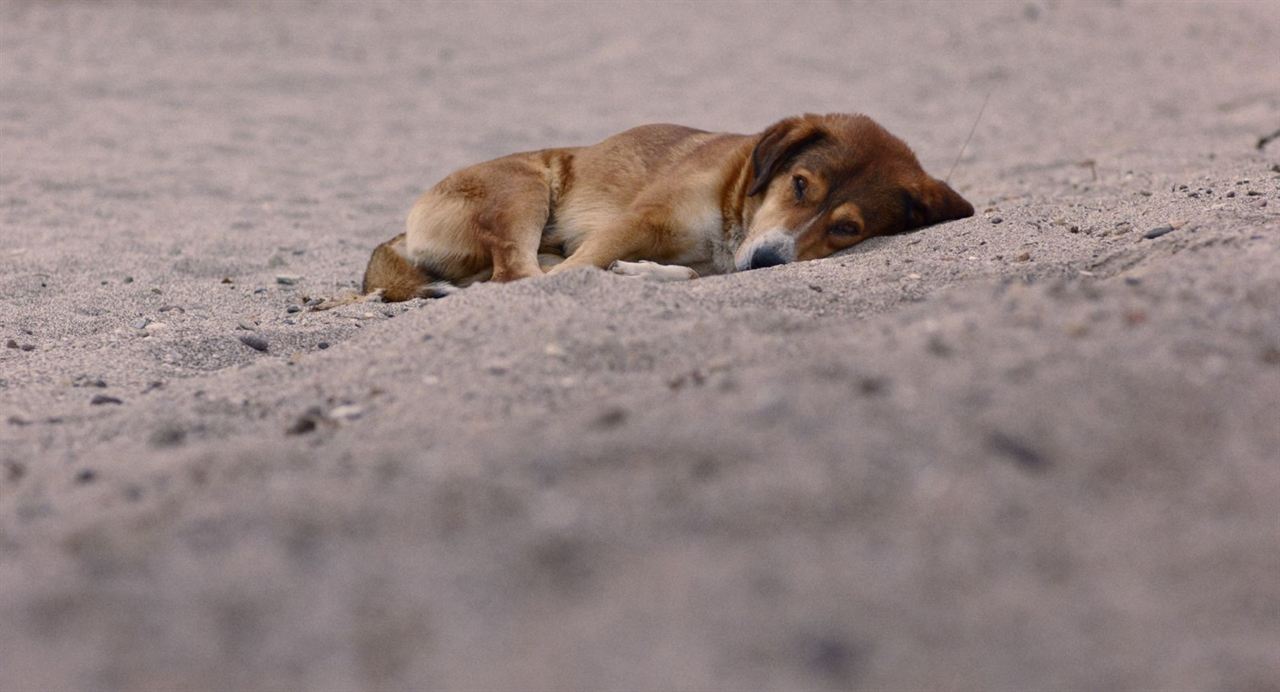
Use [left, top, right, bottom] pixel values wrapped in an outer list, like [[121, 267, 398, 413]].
[[286, 305, 301, 314], [987, 431, 1048, 471], [276, 274, 302, 285], [1144, 225, 1176, 239], [90, 394, 123, 405], [149, 425, 186, 447], [5, 339, 17, 349], [238, 334, 269, 352], [1015, 252, 1031, 262], [123, 276, 134, 284], [304, 297, 323, 307], [75, 468, 97, 484], [317, 341, 330, 350], [3, 460, 26, 482], [328, 404, 364, 421], [131, 317, 151, 330], [592, 407, 627, 429], [20, 343, 35, 351], [236, 320, 257, 331], [286, 407, 324, 435], [990, 217, 1004, 225]]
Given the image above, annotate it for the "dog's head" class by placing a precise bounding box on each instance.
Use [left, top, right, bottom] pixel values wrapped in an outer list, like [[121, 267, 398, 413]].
[[736, 113, 974, 271]]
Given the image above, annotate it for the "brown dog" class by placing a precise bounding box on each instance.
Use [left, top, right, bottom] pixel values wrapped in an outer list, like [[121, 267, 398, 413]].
[[362, 113, 973, 301]]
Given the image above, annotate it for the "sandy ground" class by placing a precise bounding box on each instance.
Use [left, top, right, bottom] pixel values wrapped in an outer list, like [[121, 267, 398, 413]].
[[2, 1, 1279, 690]]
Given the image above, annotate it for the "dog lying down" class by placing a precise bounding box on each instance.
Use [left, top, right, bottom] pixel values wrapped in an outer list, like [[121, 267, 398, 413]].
[[360, 113, 974, 302]]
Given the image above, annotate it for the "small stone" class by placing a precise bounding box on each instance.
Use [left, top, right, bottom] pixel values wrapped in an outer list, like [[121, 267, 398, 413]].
[[808, 284, 824, 292], [3, 460, 26, 482], [158, 304, 184, 313], [304, 297, 323, 307], [5, 339, 17, 349], [1144, 225, 1176, 239], [990, 217, 1004, 225], [1015, 252, 1031, 262], [20, 343, 35, 352], [987, 431, 1048, 471], [90, 394, 123, 405], [486, 363, 509, 375], [317, 341, 330, 350], [276, 274, 302, 285], [1246, 190, 1261, 196], [131, 317, 151, 329], [857, 376, 888, 396], [926, 334, 952, 357], [286, 407, 323, 435], [221, 277, 234, 284], [253, 287, 267, 294], [286, 305, 301, 314], [592, 407, 627, 429], [1226, 191, 1236, 198], [328, 404, 364, 421], [1068, 225, 1080, 233], [1124, 276, 1142, 286], [238, 334, 269, 352], [75, 468, 97, 484], [122, 276, 134, 284], [149, 425, 186, 447], [236, 320, 256, 331], [150, 287, 162, 295]]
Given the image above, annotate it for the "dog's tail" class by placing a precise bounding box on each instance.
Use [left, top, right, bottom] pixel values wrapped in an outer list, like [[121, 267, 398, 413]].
[[361, 233, 455, 302]]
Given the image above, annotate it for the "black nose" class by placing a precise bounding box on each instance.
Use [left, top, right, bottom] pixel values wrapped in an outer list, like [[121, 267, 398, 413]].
[[749, 246, 787, 270]]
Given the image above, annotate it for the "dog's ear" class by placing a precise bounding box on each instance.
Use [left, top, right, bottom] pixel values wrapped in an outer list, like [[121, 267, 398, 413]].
[[747, 117, 826, 197], [916, 177, 975, 226]]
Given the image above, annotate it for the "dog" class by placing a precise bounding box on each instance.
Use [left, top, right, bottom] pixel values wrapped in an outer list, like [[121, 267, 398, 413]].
[[361, 113, 974, 301]]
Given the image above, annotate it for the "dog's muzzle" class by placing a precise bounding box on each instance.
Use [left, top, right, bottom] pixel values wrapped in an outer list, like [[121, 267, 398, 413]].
[[735, 229, 796, 271]]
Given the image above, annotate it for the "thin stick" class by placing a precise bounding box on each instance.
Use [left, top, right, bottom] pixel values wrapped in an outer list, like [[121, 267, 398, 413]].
[[946, 91, 991, 184]]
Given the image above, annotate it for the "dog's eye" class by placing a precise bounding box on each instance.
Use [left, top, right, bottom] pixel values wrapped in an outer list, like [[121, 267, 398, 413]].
[[792, 175, 808, 201], [828, 222, 862, 237]]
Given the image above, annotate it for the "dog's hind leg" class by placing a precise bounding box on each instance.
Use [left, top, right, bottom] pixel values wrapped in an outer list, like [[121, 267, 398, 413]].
[[441, 156, 558, 284]]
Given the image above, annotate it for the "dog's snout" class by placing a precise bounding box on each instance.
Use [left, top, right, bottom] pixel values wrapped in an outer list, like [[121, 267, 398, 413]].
[[749, 246, 787, 270]]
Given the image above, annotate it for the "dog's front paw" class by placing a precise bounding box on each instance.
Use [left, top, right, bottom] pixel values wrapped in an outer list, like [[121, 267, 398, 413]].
[[609, 260, 698, 282]]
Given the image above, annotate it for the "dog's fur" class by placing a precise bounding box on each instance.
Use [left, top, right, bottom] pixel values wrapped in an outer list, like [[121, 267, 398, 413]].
[[362, 113, 974, 301]]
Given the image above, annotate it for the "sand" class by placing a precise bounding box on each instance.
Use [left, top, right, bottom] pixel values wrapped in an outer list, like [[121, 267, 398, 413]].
[[2, 1, 1278, 690]]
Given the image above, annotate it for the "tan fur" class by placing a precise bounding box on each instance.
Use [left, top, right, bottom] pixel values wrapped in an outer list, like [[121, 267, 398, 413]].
[[362, 114, 974, 301]]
